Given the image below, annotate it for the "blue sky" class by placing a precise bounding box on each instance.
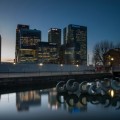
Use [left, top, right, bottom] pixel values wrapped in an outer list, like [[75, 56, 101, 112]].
[[0, 0, 120, 63]]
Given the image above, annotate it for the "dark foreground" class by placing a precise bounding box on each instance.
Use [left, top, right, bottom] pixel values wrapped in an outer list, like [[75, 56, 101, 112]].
[[0, 73, 113, 92]]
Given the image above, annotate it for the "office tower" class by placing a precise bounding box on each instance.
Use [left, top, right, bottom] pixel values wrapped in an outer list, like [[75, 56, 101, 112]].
[[63, 24, 87, 65], [48, 28, 61, 48], [15, 24, 41, 63], [38, 42, 58, 64], [0, 35, 1, 63]]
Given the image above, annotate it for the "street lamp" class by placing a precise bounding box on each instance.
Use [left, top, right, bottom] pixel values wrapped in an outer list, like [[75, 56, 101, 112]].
[[39, 63, 43, 66], [110, 57, 114, 73], [39, 63, 43, 76], [60, 64, 63, 75], [60, 64, 63, 67], [76, 64, 79, 74], [111, 58, 114, 61], [76, 64, 79, 67]]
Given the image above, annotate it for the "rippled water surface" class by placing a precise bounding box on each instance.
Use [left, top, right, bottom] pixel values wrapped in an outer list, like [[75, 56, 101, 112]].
[[0, 86, 120, 120]]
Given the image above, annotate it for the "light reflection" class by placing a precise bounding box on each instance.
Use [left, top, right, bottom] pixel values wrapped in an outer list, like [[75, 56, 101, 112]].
[[110, 90, 115, 98], [0, 87, 120, 118], [16, 91, 41, 111]]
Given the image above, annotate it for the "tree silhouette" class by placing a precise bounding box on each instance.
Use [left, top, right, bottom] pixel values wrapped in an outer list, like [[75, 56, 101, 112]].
[[92, 40, 114, 66]]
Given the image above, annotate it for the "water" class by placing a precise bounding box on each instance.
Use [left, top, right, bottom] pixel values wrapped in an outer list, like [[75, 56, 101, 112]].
[[0, 87, 120, 120]]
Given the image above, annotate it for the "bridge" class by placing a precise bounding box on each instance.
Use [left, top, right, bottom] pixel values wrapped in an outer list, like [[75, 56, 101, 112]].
[[0, 63, 117, 90]]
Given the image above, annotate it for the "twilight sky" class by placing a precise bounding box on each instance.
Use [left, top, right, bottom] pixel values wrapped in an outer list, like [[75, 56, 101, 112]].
[[0, 0, 120, 63]]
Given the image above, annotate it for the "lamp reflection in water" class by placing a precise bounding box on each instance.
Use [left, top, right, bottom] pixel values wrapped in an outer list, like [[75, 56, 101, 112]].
[[108, 89, 115, 98]]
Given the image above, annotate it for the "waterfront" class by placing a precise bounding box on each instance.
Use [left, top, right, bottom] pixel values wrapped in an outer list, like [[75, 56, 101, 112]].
[[0, 83, 120, 120]]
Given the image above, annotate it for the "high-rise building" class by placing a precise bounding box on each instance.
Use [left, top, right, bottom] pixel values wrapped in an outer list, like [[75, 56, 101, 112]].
[[38, 42, 58, 64], [15, 24, 41, 63], [63, 24, 87, 65], [0, 35, 1, 63], [48, 28, 61, 48]]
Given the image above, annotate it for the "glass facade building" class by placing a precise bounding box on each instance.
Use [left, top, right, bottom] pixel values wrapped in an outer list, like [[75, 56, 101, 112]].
[[48, 28, 61, 48], [38, 42, 58, 64], [63, 24, 87, 65], [15, 24, 41, 63]]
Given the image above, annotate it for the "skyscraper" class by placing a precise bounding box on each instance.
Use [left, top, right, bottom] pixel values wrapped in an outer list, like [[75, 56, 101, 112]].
[[0, 35, 1, 63], [48, 28, 61, 48], [38, 42, 58, 64], [15, 24, 41, 63], [63, 24, 87, 65]]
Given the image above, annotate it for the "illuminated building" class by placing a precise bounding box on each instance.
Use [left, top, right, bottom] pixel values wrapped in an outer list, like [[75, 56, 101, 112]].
[[104, 48, 120, 68], [38, 42, 59, 64], [15, 24, 41, 63], [48, 28, 61, 48], [63, 24, 87, 65], [59, 45, 66, 64], [0, 35, 1, 63]]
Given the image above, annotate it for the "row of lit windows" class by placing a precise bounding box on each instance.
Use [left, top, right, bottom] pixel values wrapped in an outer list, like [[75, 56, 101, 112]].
[[21, 38, 40, 46], [38, 48, 57, 52]]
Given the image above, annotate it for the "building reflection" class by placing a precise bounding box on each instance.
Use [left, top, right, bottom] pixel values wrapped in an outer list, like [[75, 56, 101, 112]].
[[67, 96, 87, 113], [16, 88, 120, 113], [56, 93, 87, 113], [16, 90, 41, 111], [48, 88, 67, 111], [56, 91, 120, 112]]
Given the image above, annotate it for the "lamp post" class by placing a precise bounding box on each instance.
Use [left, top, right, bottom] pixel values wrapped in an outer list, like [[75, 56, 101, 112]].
[[60, 64, 63, 75], [39, 63, 43, 76], [110, 57, 114, 73], [76, 64, 79, 74]]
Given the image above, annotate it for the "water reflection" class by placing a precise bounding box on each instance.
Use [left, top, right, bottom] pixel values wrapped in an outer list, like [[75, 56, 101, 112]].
[[57, 91, 120, 111], [16, 90, 41, 111], [15, 88, 120, 113], [48, 88, 63, 110], [1, 87, 120, 120]]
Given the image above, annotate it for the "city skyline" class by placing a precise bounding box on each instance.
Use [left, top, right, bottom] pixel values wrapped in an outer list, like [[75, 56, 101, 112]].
[[0, 0, 120, 63]]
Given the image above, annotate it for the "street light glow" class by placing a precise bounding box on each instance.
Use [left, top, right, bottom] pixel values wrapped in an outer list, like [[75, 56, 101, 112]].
[[60, 64, 63, 67], [76, 64, 79, 67], [111, 57, 114, 61], [39, 63, 43, 66]]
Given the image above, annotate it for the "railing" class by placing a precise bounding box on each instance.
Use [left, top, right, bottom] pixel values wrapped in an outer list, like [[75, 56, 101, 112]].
[[0, 71, 107, 79]]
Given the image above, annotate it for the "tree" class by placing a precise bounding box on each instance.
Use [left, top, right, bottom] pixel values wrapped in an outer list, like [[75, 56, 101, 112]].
[[92, 40, 114, 66]]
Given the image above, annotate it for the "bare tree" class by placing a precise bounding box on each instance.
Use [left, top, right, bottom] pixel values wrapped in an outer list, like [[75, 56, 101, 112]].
[[92, 40, 114, 66]]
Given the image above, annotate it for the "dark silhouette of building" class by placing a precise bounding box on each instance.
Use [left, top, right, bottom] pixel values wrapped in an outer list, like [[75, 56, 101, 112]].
[[15, 24, 41, 63], [0, 35, 1, 63], [48, 28, 61, 48], [104, 48, 120, 70], [63, 24, 87, 65]]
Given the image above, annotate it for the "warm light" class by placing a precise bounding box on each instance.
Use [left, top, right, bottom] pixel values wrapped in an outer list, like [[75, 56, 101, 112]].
[[13, 62, 16, 65], [111, 57, 114, 61], [39, 63, 43, 66], [76, 64, 79, 67], [109, 89, 115, 97]]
